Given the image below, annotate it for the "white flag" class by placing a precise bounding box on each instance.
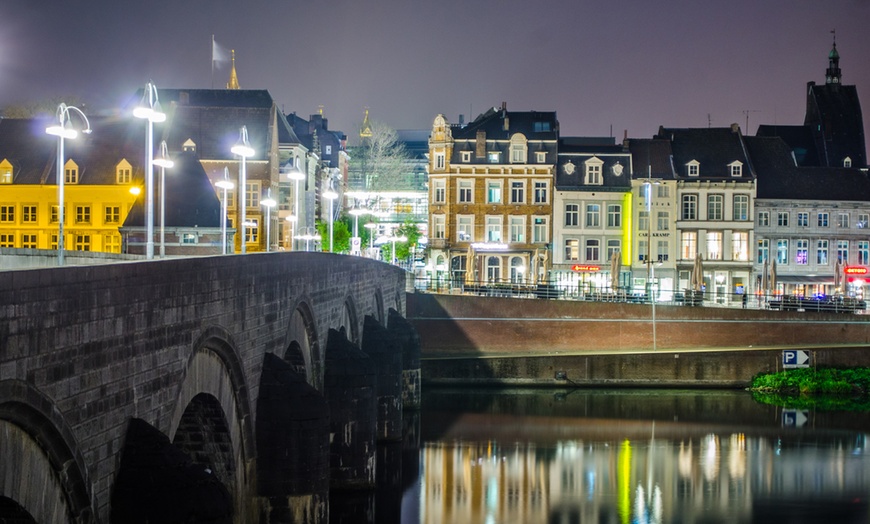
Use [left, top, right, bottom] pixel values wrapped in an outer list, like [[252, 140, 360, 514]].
[[212, 37, 228, 69]]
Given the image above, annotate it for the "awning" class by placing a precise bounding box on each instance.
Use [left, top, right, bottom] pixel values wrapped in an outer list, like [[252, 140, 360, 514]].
[[775, 275, 833, 284]]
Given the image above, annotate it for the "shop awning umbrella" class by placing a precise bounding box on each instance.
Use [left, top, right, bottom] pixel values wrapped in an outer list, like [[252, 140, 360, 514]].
[[770, 258, 777, 294], [610, 250, 621, 292], [691, 254, 704, 292], [761, 258, 769, 296], [464, 245, 476, 286], [834, 259, 843, 292]]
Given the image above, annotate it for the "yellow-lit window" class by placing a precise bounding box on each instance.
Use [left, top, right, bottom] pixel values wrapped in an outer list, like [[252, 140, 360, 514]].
[[116, 160, 133, 184], [73, 234, 91, 251], [64, 159, 79, 184], [0, 205, 14, 223], [75, 205, 91, 224], [21, 234, 37, 249], [0, 159, 12, 184], [104, 234, 121, 253], [105, 205, 121, 224], [0, 233, 14, 247], [50, 205, 60, 224], [22, 205, 37, 223]]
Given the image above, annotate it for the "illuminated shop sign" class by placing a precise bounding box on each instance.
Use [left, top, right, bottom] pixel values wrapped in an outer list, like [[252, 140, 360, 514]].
[[571, 265, 601, 272], [845, 266, 868, 275]]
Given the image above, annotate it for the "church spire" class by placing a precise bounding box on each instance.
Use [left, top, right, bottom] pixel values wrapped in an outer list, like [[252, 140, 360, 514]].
[[826, 30, 841, 85], [227, 49, 240, 89], [359, 107, 372, 140]]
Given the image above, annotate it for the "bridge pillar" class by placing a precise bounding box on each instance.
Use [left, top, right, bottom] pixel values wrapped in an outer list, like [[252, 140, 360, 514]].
[[361, 315, 403, 441], [324, 329, 377, 489], [388, 308, 422, 410], [256, 352, 330, 524]]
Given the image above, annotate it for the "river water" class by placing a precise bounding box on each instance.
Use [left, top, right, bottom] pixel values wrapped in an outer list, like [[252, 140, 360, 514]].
[[351, 388, 870, 524]]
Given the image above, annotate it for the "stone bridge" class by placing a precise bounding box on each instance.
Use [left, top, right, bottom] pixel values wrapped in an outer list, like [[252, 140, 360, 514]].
[[0, 252, 418, 523]]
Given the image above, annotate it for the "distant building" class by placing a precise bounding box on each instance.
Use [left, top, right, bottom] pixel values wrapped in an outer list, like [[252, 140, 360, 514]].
[[757, 38, 866, 169]]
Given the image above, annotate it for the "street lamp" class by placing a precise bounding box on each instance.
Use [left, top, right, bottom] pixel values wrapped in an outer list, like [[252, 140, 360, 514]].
[[391, 234, 408, 266], [231, 126, 254, 253], [215, 167, 234, 254], [45, 103, 90, 266], [261, 187, 277, 252], [349, 204, 367, 255], [364, 222, 377, 258], [285, 162, 306, 251], [133, 82, 166, 260], [323, 183, 338, 252], [642, 172, 661, 351], [153, 140, 174, 258]]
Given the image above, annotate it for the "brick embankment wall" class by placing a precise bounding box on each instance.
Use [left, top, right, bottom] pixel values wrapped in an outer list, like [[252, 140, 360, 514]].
[[407, 293, 870, 387]]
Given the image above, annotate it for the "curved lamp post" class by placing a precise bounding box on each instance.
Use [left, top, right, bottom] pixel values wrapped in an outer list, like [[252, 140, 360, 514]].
[[46, 103, 91, 266], [322, 184, 338, 252], [261, 188, 277, 252], [215, 167, 235, 254], [231, 126, 254, 253], [133, 82, 166, 260], [153, 140, 174, 258], [286, 162, 306, 251]]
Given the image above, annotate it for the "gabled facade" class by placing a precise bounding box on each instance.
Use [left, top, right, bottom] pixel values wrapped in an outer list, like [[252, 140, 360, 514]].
[[427, 105, 558, 285], [657, 125, 757, 305], [552, 137, 632, 296]]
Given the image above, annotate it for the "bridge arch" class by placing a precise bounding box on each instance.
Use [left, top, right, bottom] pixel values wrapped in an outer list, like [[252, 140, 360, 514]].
[[0, 380, 92, 523], [283, 296, 322, 387], [168, 326, 256, 519], [373, 288, 385, 325], [340, 293, 361, 345]]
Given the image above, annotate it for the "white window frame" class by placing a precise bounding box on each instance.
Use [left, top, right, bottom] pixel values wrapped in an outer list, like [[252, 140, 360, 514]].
[[432, 178, 446, 204], [509, 180, 525, 204], [457, 215, 474, 242], [532, 216, 548, 243], [584, 157, 604, 185], [486, 180, 502, 204], [533, 180, 548, 204], [485, 215, 502, 242], [458, 179, 474, 203], [687, 160, 700, 177], [432, 214, 446, 239], [509, 216, 525, 243], [729, 161, 743, 177]]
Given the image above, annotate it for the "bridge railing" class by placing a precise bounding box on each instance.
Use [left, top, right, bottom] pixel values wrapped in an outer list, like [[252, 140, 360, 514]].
[[410, 275, 867, 314]]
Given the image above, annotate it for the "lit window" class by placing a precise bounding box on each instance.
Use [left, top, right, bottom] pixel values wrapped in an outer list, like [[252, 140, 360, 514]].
[[796, 239, 808, 265], [682, 231, 697, 260], [732, 232, 749, 261], [0, 159, 13, 184], [584, 158, 603, 185], [860, 241, 870, 265], [432, 179, 446, 203], [75, 205, 91, 224], [777, 239, 789, 265], [485, 216, 502, 242], [565, 239, 579, 261], [817, 239, 829, 265], [486, 180, 502, 204], [706, 231, 722, 260], [510, 181, 525, 204], [729, 161, 743, 177], [487, 151, 500, 163], [757, 238, 769, 264], [687, 160, 699, 177], [116, 160, 133, 184], [21, 234, 37, 249], [858, 214, 869, 228], [182, 233, 198, 244], [22, 205, 36, 223]]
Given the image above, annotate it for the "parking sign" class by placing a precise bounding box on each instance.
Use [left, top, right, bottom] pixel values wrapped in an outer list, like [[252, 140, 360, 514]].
[[782, 350, 810, 369]]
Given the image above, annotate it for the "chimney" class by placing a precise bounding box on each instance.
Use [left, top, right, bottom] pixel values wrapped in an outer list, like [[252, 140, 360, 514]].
[[731, 123, 740, 133], [458, 114, 465, 126]]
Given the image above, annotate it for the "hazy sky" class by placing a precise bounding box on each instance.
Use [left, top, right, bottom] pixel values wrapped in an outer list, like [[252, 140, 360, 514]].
[[2, 0, 868, 144]]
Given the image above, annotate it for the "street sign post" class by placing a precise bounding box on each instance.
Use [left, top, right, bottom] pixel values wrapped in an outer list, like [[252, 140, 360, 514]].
[[782, 350, 810, 369]]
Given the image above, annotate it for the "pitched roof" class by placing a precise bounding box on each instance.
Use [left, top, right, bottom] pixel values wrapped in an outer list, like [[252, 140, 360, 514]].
[[627, 138, 675, 180], [655, 126, 754, 180], [451, 107, 559, 141], [556, 139, 632, 190], [756, 124, 820, 166]]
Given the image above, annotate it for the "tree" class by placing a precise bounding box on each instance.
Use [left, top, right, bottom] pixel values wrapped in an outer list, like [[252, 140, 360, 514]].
[[316, 218, 351, 254], [380, 219, 422, 264], [348, 120, 411, 191]]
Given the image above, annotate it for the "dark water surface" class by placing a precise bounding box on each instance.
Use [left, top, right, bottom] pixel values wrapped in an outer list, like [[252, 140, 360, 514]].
[[340, 388, 870, 524]]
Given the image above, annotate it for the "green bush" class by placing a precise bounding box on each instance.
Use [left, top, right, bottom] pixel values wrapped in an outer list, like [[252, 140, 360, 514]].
[[750, 367, 870, 411]]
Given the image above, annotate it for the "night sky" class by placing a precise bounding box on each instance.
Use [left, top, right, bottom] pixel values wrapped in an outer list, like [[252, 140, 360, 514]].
[[2, 0, 868, 145]]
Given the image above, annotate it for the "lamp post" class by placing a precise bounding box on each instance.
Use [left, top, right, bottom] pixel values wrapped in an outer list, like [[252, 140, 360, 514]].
[[45, 103, 90, 266], [286, 162, 306, 251], [322, 183, 338, 252], [364, 222, 377, 258], [391, 234, 408, 266], [231, 126, 254, 253], [349, 205, 367, 256], [133, 82, 167, 260], [261, 187, 277, 252], [216, 167, 234, 254], [642, 171, 661, 351], [153, 140, 174, 258]]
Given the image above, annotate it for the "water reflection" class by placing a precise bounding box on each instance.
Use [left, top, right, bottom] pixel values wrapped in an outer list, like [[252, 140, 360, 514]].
[[406, 389, 870, 524]]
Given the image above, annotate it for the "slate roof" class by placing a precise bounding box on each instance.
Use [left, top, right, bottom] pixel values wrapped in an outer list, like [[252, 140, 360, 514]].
[[122, 150, 223, 228], [806, 83, 866, 168], [746, 135, 870, 202], [655, 126, 754, 180], [627, 138, 675, 180], [756, 124, 820, 166], [0, 116, 144, 185], [451, 107, 559, 141], [556, 138, 631, 191]]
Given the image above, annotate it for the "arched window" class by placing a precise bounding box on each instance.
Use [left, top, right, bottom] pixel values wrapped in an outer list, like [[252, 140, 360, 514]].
[[510, 256, 525, 283], [487, 256, 501, 283], [509, 133, 527, 163]]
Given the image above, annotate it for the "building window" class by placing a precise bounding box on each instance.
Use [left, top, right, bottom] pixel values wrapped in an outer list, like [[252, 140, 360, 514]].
[[817, 239, 829, 265], [246, 182, 260, 208], [458, 179, 473, 203], [777, 212, 789, 227], [460, 151, 471, 163], [681, 231, 697, 260], [837, 240, 849, 263], [757, 238, 769, 264], [457, 215, 473, 242], [534, 121, 551, 132], [817, 212, 829, 228], [0, 205, 14, 223], [797, 212, 809, 227], [706, 231, 722, 260], [105, 205, 121, 224], [845, 157, 852, 168], [532, 216, 548, 243], [585, 239, 600, 262], [733, 195, 749, 221], [50, 205, 59, 224], [535, 151, 546, 163], [859, 241, 870, 265], [858, 214, 869, 229], [325, 145, 332, 155], [777, 239, 789, 265], [182, 233, 198, 244], [607, 240, 620, 260], [584, 159, 603, 185], [638, 210, 649, 232], [656, 240, 668, 262], [838, 213, 850, 228], [0, 234, 14, 247], [796, 239, 808, 264], [707, 194, 723, 221], [75, 205, 91, 224], [565, 239, 579, 261], [687, 160, 699, 177], [656, 211, 669, 231], [0, 159, 12, 184], [21, 234, 37, 249], [607, 204, 621, 228], [509, 216, 525, 243], [510, 134, 527, 163], [533, 181, 548, 204], [73, 234, 91, 251], [681, 195, 697, 220], [486, 256, 501, 282], [434, 151, 446, 169], [487, 151, 500, 163], [638, 240, 648, 262], [432, 179, 446, 203], [486, 180, 502, 204], [224, 189, 235, 209], [432, 215, 445, 239], [729, 161, 743, 177], [585, 204, 600, 227], [116, 160, 132, 184], [245, 218, 259, 243], [732, 232, 749, 261], [50, 234, 58, 250], [485, 216, 502, 242], [64, 160, 79, 184], [565, 204, 579, 227], [510, 180, 525, 204], [758, 211, 769, 227], [22, 205, 37, 223], [104, 234, 121, 253], [656, 185, 670, 199]]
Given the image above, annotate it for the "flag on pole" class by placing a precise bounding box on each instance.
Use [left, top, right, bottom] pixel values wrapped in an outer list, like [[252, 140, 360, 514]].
[[212, 36, 228, 69]]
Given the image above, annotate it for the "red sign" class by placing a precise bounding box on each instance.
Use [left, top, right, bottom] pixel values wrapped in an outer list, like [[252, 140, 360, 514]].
[[571, 265, 601, 272], [845, 266, 868, 275]]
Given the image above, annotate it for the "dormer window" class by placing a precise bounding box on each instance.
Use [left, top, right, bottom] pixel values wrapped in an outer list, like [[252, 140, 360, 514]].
[[182, 138, 196, 152], [729, 160, 743, 177], [687, 160, 700, 177], [461, 151, 471, 162], [487, 151, 501, 163], [845, 157, 852, 168], [116, 159, 132, 184], [0, 159, 12, 184], [64, 159, 79, 184], [535, 151, 546, 163], [509, 133, 527, 163], [584, 157, 604, 185]]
